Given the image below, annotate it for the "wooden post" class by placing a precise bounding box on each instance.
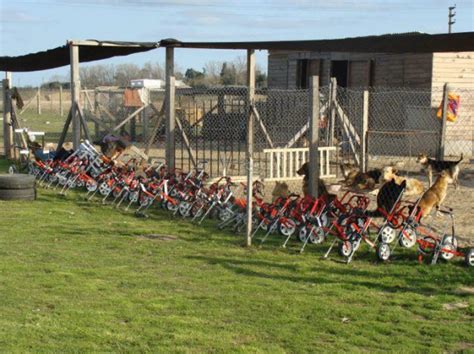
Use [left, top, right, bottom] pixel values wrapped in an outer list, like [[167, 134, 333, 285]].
[[245, 49, 256, 247], [165, 47, 176, 169], [70, 43, 81, 149], [2, 72, 13, 159], [94, 89, 99, 139], [309, 76, 320, 198], [37, 86, 41, 115], [59, 85, 64, 117], [438, 83, 449, 160], [329, 77, 337, 146], [360, 90, 369, 172]]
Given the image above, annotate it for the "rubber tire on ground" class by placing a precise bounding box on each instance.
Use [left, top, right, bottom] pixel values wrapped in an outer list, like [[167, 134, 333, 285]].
[[0, 187, 36, 201], [0, 174, 36, 189]]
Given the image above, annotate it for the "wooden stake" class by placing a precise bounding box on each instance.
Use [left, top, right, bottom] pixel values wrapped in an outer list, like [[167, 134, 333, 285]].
[[59, 86, 64, 117], [37, 87, 41, 115], [309, 76, 320, 198]]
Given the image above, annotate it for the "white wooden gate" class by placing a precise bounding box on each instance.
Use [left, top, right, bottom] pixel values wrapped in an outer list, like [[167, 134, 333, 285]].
[[263, 146, 337, 181]]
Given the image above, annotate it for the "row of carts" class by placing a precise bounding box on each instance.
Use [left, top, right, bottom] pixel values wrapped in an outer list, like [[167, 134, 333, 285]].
[[26, 140, 473, 267]]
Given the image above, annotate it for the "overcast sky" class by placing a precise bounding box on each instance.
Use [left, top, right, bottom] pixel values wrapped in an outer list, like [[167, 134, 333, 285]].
[[1, 0, 473, 86]]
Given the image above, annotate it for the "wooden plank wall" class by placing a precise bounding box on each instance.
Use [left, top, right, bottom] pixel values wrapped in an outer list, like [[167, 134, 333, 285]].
[[432, 52, 474, 157]]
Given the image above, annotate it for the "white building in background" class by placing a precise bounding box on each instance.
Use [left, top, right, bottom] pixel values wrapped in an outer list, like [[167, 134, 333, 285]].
[[130, 79, 190, 89]]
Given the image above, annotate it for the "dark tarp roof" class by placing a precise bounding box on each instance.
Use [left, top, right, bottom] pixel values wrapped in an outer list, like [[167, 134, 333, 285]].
[[0, 40, 159, 72], [2, 32, 473, 72], [161, 32, 474, 53]]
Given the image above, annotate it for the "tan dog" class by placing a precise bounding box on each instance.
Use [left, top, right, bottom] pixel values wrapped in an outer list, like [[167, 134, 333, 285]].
[[271, 181, 289, 201], [382, 166, 424, 197], [417, 170, 452, 219]]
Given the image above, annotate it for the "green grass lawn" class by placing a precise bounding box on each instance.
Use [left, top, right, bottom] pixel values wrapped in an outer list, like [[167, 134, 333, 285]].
[[0, 159, 473, 352]]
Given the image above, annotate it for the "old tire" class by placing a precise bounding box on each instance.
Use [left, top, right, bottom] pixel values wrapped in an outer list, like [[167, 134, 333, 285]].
[[0, 187, 36, 201], [0, 174, 36, 189]]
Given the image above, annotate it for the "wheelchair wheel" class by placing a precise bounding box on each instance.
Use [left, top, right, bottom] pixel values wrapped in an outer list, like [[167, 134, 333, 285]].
[[465, 249, 474, 267], [338, 241, 352, 257], [399, 227, 417, 248], [376, 243, 391, 261], [380, 225, 396, 244], [278, 219, 296, 237]]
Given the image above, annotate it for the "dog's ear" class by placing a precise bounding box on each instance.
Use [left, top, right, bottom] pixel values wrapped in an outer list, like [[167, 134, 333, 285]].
[[400, 180, 407, 188]]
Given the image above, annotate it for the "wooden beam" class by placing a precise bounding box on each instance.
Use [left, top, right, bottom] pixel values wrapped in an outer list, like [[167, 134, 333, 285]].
[[283, 101, 328, 149], [175, 114, 197, 168], [57, 108, 73, 152], [2, 72, 14, 159], [144, 102, 165, 155], [246, 49, 256, 247], [18, 92, 37, 115], [144, 111, 164, 155], [309, 76, 320, 198], [165, 46, 176, 170], [70, 44, 81, 148], [77, 103, 91, 141], [112, 105, 147, 132], [252, 105, 274, 149]]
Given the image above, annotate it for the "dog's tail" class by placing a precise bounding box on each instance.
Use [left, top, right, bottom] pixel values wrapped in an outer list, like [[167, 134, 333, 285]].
[[457, 153, 464, 163]]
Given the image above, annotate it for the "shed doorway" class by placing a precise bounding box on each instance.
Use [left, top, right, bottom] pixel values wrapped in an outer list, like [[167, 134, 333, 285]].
[[331, 60, 349, 87]]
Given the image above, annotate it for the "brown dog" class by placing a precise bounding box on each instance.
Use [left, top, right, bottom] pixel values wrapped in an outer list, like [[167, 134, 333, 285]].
[[382, 166, 424, 197], [417, 170, 452, 219], [296, 162, 328, 197], [340, 163, 382, 190]]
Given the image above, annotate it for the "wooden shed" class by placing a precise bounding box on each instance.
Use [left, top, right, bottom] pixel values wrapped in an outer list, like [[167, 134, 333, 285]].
[[267, 32, 474, 158], [267, 32, 474, 90]]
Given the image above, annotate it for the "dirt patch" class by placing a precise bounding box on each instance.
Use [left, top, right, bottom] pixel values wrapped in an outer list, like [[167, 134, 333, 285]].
[[137, 234, 178, 241]]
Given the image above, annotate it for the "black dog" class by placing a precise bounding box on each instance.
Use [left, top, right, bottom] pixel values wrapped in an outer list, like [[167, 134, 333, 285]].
[[366, 179, 407, 217]]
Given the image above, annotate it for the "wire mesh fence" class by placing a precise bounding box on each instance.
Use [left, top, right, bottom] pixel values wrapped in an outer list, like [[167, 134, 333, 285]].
[[1, 84, 472, 176]]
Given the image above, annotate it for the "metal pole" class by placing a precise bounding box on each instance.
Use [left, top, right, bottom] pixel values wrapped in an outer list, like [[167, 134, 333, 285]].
[[438, 83, 449, 160], [245, 49, 256, 247], [448, 5, 456, 33], [69, 43, 81, 148], [165, 47, 176, 170], [308, 76, 320, 198], [2, 72, 13, 159]]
